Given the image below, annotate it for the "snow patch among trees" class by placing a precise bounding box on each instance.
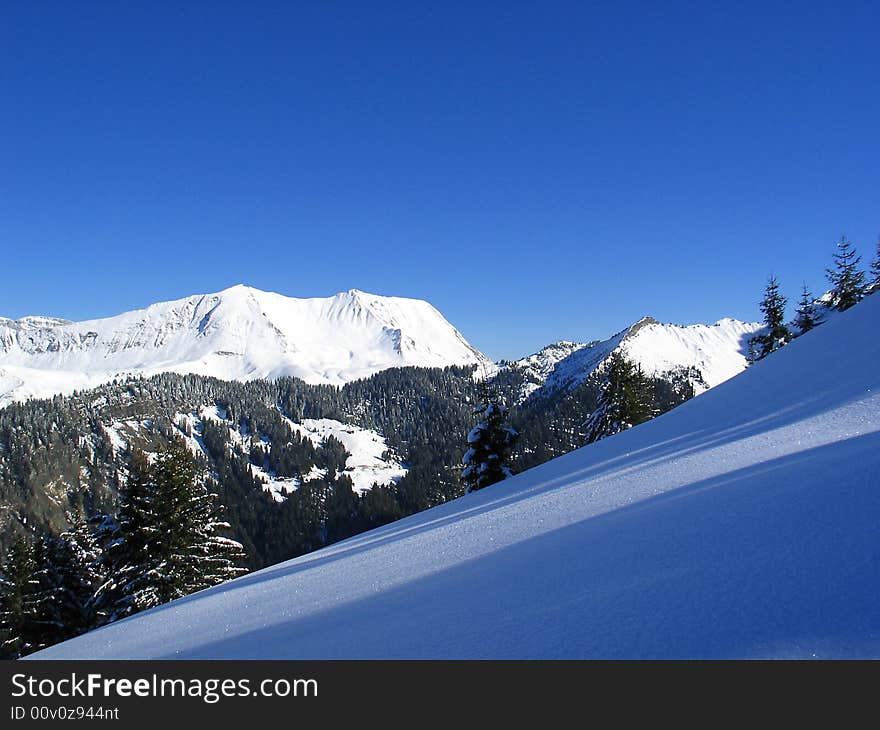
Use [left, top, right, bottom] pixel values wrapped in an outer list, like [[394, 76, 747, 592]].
[[31, 294, 880, 659], [289, 418, 407, 494]]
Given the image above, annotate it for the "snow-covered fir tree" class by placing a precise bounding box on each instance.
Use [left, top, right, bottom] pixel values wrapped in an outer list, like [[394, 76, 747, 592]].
[[461, 383, 518, 493], [793, 283, 820, 335], [584, 352, 654, 444], [29, 533, 86, 649], [869, 237, 880, 294], [0, 537, 40, 658], [36, 511, 105, 642], [325, 474, 361, 544], [94, 442, 246, 623], [748, 276, 792, 361], [0, 515, 106, 657], [826, 235, 866, 311], [92, 450, 159, 623], [150, 443, 247, 599]]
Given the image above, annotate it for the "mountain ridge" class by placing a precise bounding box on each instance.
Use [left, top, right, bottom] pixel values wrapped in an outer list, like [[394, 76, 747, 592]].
[[0, 284, 761, 409], [0, 285, 492, 405], [509, 314, 761, 403]]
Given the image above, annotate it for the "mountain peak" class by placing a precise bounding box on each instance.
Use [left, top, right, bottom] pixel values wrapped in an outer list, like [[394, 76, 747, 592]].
[[510, 313, 762, 403], [624, 316, 660, 339], [0, 287, 491, 405]]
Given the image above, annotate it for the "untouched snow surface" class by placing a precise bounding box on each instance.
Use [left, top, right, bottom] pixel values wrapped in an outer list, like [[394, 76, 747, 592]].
[[32, 297, 880, 659], [0, 285, 490, 405]]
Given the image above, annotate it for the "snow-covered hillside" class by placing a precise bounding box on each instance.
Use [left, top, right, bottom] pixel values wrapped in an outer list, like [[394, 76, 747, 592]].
[[288, 418, 406, 494], [0, 285, 490, 405], [511, 340, 595, 400], [173, 408, 405, 501], [514, 315, 762, 401], [32, 296, 880, 659]]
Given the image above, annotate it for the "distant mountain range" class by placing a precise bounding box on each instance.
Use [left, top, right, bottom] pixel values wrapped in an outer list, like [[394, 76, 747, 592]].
[[0, 285, 491, 405], [0, 285, 760, 406]]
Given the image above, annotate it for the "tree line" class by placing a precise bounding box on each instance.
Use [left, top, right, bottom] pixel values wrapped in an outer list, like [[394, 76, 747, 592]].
[[749, 235, 879, 361]]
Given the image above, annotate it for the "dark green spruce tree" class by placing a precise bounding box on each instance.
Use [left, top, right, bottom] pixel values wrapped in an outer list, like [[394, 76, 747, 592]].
[[42, 510, 105, 641], [793, 283, 820, 335], [584, 352, 654, 443], [93, 450, 158, 623], [748, 276, 792, 361], [461, 383, 518, 493], [0, 537, 41, 658], [28, 531, 94, 650], [95, 442, 247, 624], [869, 236, 880, 294], [151, 443, 248, 601], [0, 520, 103, 657], [826, 235, 866, 311], [325, 474, 362, 544]]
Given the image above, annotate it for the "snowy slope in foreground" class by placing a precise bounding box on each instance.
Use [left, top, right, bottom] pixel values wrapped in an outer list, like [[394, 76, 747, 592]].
[[0, 285, 490, 405], [33, 297, 880, 659]]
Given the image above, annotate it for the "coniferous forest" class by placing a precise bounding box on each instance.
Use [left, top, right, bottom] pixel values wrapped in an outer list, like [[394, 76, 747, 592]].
[[0, 361, 693, 656]]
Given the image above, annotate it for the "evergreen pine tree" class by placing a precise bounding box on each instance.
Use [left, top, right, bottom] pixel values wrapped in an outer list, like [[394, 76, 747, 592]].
[[584, 352, 654, 443], [826, 235, 866, 310], [95, 442, 247, 622], [793, 283, 820, 335], [93, 450, 160, 623], [748, 276, 792, 361], [0, 537, 41, 658], [325, 474, 361, 543], [869, 236, 880, 294], [38, 511, 106, 640], [1, 527, 99, 656], [29, 536, 68, 649], [155, 449, 248, 597], [461, 383, 518, 493]]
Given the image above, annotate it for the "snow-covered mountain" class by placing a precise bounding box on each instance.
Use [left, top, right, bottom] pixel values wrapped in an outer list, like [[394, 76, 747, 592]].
[[32, 296, 880, 659], [513, 315, 762, 401], [0, 285, 491, 405]]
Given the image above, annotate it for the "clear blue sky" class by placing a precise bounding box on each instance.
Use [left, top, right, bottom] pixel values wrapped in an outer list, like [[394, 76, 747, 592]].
[[1, 1, 878, 360]]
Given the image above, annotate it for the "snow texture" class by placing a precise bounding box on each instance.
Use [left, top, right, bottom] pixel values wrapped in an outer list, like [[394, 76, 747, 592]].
[[30, 296, 880, 659], [0, 285, 491, 405]]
